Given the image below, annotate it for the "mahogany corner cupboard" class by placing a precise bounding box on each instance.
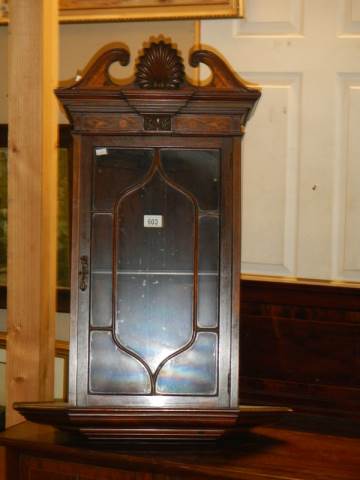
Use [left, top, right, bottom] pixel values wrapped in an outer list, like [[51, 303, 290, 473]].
[[15, 39, 287, 441]]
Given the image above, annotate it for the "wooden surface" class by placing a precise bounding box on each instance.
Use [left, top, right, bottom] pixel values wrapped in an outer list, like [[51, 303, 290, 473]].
[[0, 418, 359, 479], [240, 279, 360, 417], [53, 40, 261, 440], [6, 0, 58, 426], [23, 272, 360, 418], [13, 403, 289, 442]]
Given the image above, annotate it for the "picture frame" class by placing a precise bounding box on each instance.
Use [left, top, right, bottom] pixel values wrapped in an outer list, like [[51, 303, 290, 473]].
[[0, 0, 244, 25]]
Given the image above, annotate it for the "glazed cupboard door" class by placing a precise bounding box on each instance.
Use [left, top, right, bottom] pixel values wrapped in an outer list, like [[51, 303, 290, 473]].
[[75, 136, 233, 408]]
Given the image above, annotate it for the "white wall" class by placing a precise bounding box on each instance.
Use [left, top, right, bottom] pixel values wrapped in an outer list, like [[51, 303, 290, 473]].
[[202, 0, 360, 282]]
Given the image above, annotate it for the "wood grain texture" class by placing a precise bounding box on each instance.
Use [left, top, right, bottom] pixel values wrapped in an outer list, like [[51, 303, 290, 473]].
[[3, 114, 360, 417], [55, 42, 261, 125], [0, 446, 5, 480], [12, 404, 287, 442], [0, 124, 72, 314], [10, 40, 268, 441], [6, 0, 58, 426], [240, 279, 360, 417], [0, 332, 68, 359], [0, 420, 359, 480]]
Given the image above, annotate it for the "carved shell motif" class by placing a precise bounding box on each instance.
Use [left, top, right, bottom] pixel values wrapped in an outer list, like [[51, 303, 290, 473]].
[[135, 41, 185, 89]]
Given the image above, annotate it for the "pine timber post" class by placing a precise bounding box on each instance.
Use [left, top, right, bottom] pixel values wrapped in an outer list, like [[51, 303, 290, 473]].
[[6, 0, 58, 426]]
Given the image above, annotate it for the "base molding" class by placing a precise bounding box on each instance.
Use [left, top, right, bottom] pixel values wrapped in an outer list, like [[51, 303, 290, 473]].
[[14, 402, 290, 442]]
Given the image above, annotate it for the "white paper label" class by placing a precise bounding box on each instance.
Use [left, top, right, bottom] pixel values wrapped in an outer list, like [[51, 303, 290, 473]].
[[144, 215, 163, 228], [95, 148, 108, 156]]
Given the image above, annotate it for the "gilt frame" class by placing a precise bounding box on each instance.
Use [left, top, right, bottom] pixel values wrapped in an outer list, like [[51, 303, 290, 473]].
[[0, 1, 244, 25]]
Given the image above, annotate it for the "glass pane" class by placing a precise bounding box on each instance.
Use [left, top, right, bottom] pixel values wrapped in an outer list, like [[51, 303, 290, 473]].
[[156, 332, 218, 395], [93, 148, 153, 211], [198, 216, 219, 328], [117, 173, 195, 273], [115, 171, 196, 372], [161, 149, 220, 211], [199, 216, 219, 272], [89, 331, 151, 394], [90, 273, 112, 327], [115, 273, 193, 372], [198, 275, 218, 328], [91, 213, 112, 272]]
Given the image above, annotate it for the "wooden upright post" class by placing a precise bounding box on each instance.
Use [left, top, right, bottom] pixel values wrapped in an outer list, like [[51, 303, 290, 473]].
[[6, 0, 58, 426]]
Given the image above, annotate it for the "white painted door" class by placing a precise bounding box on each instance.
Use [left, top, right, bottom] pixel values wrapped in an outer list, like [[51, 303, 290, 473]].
[[201, 0, 360, 282]]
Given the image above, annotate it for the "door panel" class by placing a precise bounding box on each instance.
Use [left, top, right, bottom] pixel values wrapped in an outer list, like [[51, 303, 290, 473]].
[[78, 138, 230, 406]]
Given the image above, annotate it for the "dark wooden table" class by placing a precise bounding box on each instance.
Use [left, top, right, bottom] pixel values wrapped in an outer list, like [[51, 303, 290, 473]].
[[0, 416, 359, 479]]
